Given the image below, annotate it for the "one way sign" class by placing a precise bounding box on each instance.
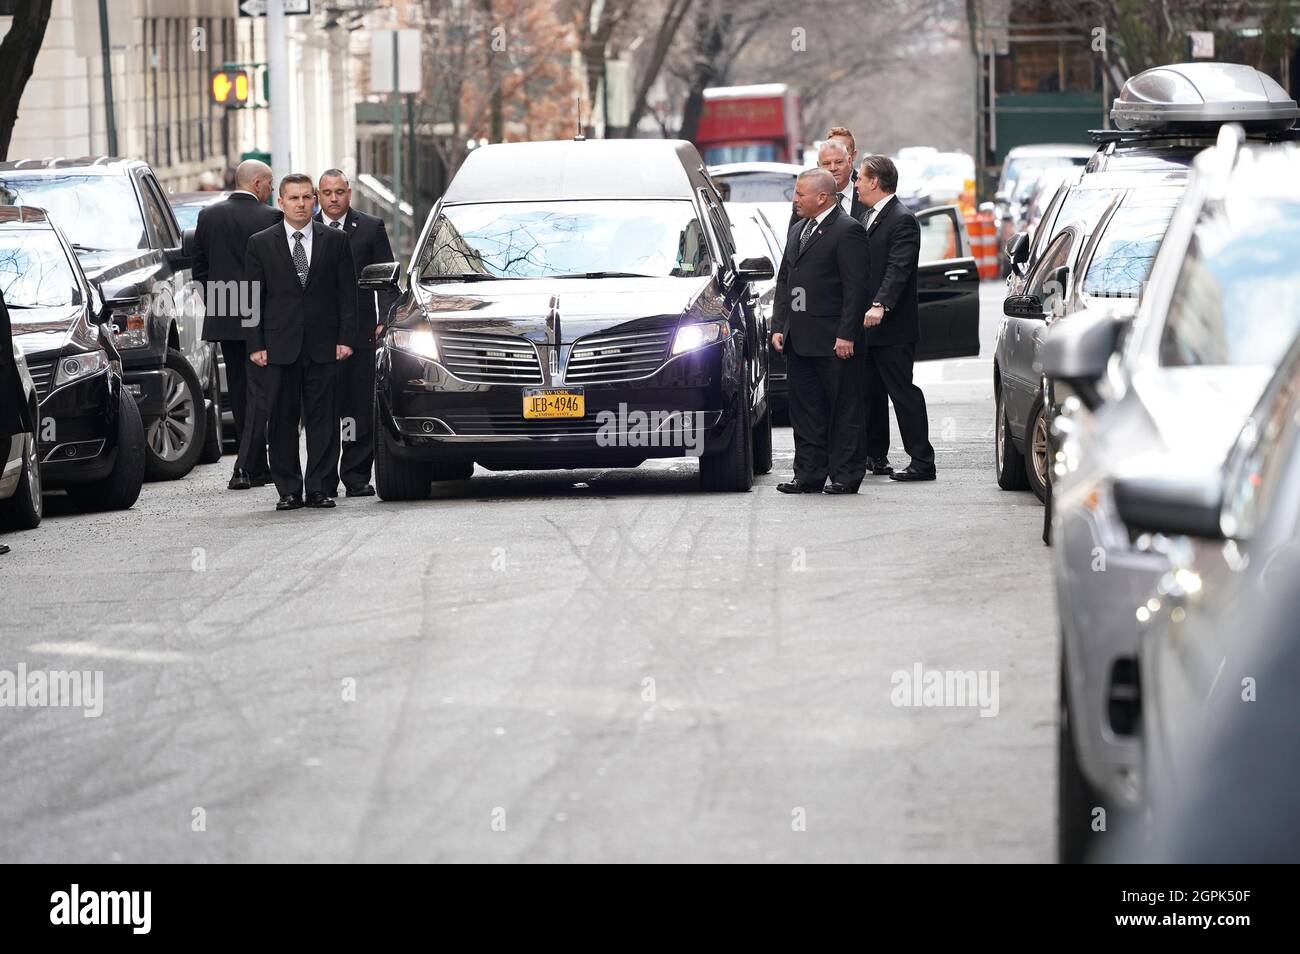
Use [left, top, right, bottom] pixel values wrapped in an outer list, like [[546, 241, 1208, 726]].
[[238, 0, 311, 16]]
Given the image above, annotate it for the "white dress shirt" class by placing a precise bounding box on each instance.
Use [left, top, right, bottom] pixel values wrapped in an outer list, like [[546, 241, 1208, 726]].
[[322, 212, 347, 230], [863, 193, 895, 231], [284, 219, 313, 267], [835, 183, 854, 215]]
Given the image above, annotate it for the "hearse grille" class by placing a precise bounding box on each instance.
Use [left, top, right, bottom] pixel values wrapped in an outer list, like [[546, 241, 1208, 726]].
[[564, 328, 673, 384], [438, 332, 544, 385]]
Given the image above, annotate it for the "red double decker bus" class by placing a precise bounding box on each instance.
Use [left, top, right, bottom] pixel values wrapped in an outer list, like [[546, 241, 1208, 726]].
[[695, 84, 803, 165]]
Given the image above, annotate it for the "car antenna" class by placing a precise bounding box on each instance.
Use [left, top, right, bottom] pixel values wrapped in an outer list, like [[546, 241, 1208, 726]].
[[574, 94, 586, 142]]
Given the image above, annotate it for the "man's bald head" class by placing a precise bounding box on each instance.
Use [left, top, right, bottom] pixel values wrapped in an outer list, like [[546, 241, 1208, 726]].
[[235, 159, 273, 202], [793, 168, 837, 219]]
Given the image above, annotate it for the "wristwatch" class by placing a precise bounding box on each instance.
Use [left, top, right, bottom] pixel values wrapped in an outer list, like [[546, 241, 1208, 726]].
[[872, 301, 887, 312]]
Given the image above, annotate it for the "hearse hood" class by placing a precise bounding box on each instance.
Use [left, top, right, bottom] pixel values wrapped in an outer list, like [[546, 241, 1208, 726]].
[[405, 275, 722, 342]]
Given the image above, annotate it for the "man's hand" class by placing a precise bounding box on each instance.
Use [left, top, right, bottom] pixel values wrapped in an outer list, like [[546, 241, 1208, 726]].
[[834, 337, 854, 359], [374, 324, 385, 342], [336, 344, 354, 361], [250, 350, 268, 367], [863, 304, 885, 328], [771, 332, 784, 353]]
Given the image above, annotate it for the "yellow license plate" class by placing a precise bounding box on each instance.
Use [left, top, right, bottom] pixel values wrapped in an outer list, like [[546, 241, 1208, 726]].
[[523, 388, 585, 419]]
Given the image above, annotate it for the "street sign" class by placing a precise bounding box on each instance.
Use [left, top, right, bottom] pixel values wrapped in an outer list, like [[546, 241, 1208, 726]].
[[238, 0, 310, 16], [370, 30, 421, 94], [211, 69, 252, 107]]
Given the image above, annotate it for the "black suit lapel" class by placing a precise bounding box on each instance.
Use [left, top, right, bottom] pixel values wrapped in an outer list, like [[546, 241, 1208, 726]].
[[273, 225, 300, 287], [866, 197, 897, 237], [793, 206, 839, 262], [303, 221, 328, 291]]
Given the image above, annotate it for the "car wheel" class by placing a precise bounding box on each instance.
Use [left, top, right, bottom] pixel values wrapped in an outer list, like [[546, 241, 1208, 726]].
[[699, 375, 754, 492], [752, 395, 773, 476], [143, 348, 205, 481], [1025, 396, 1049, 503], [198, 368, 223, 465], [66, 388, 146, 513], [1058, 649, 1102, 863], [0, 430, 43, 531], [995, 385, 1029, 491], [373, 403, 431, 501]]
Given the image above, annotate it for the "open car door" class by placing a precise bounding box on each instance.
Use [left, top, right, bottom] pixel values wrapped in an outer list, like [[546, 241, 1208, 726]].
[[915, 205, 980, 360]]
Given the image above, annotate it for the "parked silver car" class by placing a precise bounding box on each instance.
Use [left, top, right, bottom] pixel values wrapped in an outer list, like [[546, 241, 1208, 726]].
[[1043, 125, 1300, 862]]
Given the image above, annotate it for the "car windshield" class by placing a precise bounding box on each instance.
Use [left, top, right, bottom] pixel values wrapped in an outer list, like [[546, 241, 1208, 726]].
[[1082, 204, 1177, 298], [1161, 199, 1300, 367], [0, 174, 147, 251], [414, 200, 713, 281], [0, 229, 79, 307], [715, 173, 796, 203]]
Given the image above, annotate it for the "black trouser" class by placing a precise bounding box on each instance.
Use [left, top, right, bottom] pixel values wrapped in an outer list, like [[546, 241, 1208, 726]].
[[230, 343, 271, 479], [266, 350, 339, 498], [328, 346, 375, 493], [785, 348, 866, 487], [860, 341, 934, 473]]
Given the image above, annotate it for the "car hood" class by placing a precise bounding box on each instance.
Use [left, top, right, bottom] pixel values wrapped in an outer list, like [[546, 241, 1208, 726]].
[[8, 304, 82, 358], [1133, 365, 1275, 466], [407, 275, 718, 342], [74, 248, 166, 292]]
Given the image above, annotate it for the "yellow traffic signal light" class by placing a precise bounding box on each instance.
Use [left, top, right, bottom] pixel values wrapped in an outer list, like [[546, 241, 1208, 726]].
[[211, 69, 251, 107]]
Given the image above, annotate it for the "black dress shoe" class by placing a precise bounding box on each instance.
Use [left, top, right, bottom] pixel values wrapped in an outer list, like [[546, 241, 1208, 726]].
[[305, 492, 336, 509], [866, 458, 894, 476], [345, 484, 376, 497], [276, 493, 304, 511], [776, 480, 824, 494], [823, 481, 859, 494], [228, 469, 252, 490], [890, 466, 937, 482]]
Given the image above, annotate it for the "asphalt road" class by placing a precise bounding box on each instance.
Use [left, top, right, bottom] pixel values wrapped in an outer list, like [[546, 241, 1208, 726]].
[[0, 282, 1057, 862]]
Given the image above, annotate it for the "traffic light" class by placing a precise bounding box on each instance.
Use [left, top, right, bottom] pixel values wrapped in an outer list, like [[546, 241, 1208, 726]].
[[210, 69, 251, 108]]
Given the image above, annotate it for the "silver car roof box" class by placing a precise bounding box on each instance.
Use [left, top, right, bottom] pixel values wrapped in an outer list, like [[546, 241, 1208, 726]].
[[1111, 62, 1299, 132]]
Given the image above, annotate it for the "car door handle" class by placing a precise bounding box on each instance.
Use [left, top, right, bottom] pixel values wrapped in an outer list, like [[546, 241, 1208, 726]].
[[944, 269, 967, 280]]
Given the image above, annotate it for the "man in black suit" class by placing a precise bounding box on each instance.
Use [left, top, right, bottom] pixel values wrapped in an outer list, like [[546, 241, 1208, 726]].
[[1, 288, 34, 555], [245, 173, 358, 511], [193, 159, 281, 490], [315, 168, 396, 498], [788, 138, 868, 229], [854, 154, 936, 481], [771, 168, 870, 494]]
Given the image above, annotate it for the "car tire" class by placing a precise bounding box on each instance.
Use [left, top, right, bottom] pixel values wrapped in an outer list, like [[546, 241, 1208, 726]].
[[429, 460, 474, 481], [143, 348, 206, 481], [1058, 649, 1101, 864], [752, 396, 773, 476], [995, 385, 1029, 491], [0, 430, 42, 531], [700, 376, 754, 492], [373, 404, 431, 501], [66, 388, 146, 513], [1025, 396, 1049, 503], [198, 367, 223, 465]]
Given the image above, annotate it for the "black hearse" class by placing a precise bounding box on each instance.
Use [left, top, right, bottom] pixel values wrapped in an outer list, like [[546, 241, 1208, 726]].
[[0, 206, 145, 511], [362, 138, 776, 498]]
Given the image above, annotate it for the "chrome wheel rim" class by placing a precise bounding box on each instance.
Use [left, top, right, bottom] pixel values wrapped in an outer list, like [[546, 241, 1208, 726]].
[[26, 433, 41, 515], [1032, 409, 1049, 488], [147, 368, 196, 462]]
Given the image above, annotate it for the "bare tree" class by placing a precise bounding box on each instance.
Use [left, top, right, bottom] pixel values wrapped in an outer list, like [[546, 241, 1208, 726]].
[[0, 0, 53, 160]]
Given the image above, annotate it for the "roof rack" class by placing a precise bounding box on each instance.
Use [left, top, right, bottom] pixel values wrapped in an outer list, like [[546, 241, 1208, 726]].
[[1089, 126, 1300, 144]]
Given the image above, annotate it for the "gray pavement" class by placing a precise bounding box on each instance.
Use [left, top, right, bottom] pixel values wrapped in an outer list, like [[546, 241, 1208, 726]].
[[0, 283, 1057, 862]]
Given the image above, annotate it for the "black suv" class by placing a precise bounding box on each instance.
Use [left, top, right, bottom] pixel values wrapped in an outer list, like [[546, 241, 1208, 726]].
[[0, 206, 145, 510], [0, 158, 221, 480]]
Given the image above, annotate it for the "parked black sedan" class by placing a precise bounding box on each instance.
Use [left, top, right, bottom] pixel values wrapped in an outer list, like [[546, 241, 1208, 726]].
[[362, 138, 776, 498], [0, 206, 145, 511]]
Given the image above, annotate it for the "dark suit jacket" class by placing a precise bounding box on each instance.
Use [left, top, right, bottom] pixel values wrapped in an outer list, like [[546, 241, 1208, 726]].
[[863, 195, 922, 347], [1, 290, 35, 439], [193, 192, 283, 342], [313, 207, 396, 350], [771, 205, 870, 357], [244, 222, 358, 365]]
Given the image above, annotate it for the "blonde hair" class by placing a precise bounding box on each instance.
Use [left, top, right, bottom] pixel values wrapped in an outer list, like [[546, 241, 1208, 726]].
[[826, 125, 856, 154]]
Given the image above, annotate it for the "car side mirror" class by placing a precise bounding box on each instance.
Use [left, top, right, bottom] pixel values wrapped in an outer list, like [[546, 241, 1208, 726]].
[[164, 244, 192, 270], [734, 254, 774, 283], [359, 261, 400, 291], [1003, 294, 1045, 318], [1006, 231, 1029, 266], [1113, 464, 1224, 539], [1041, 309, 1126, 411], [181, 227, 197, 257]]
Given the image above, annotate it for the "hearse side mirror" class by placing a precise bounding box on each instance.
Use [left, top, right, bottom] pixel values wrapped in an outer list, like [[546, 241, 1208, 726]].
[[359, 261, 400, 291], [164, 239, 192, 270], [1112, 464, 1225, 539], [1041, 309, 1126, 411], [734, 254, 774, 283], [1003, 294, 1045, 319]]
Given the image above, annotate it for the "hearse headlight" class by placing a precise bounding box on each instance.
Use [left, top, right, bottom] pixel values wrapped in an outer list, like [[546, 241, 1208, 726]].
[[390, 327, 440, 361], [53, 350, 109, 387], [672, 320, 729, 356]]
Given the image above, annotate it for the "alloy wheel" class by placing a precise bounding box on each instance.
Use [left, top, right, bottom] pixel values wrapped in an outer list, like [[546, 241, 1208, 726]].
[[147, 367, 197, 462]]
